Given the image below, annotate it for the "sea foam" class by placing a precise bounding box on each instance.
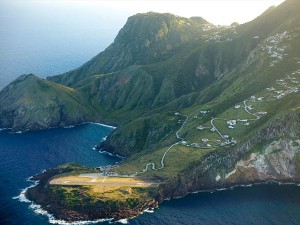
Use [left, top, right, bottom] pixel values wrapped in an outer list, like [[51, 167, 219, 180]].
[[116, 219, 128, 224], [14, 173, 114, 225]]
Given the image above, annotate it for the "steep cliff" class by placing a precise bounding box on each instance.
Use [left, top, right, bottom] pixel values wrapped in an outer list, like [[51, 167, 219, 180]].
[[160, 112, 300, 198]]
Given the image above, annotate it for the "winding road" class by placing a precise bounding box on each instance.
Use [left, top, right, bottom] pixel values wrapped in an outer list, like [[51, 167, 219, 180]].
[[136, 71, 299, 174], [138, 108, 202, 174]]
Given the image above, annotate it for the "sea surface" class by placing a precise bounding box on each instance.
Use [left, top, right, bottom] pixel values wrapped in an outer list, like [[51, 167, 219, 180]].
[[0, 124, 120, 225], [0, 0, 127, 90], [1, 1, 300, 224], [1, 125, 300, 225]]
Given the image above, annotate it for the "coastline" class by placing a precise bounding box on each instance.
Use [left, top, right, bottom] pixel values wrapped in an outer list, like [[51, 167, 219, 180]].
[[93, 147, 124, 159], [167, 180, 300, 201], [23, 164, 158, 224], [20, 166, 300, 225], [0, 121, 117, 134]]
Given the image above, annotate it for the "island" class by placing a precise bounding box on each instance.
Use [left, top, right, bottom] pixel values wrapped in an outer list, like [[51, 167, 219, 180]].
[[1, 0, 300, 222]]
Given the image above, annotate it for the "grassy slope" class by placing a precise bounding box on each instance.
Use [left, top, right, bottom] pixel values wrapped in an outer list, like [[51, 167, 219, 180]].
[[112, 0, 300, 180], [0, 74, 99, 131], [2, 0, 299, 181], [48, 12, 215, 86], [17, 1, 300, 220]]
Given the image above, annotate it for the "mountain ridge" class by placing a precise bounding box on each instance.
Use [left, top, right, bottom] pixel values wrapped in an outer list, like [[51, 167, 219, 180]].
[[1, 0, 300, 222]]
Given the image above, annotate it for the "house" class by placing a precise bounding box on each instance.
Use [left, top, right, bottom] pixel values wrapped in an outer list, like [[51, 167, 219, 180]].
[[227, 120, 237, 126], [235, 105, 241, 109], [202, 138, 209, 142], [211, 127, 216, 132], [231, 139, 237, 144], [175, 112, 180, 116], [197, 125, 206, 130], [258, 111, 267, 115], [191, 143, 200, 148]]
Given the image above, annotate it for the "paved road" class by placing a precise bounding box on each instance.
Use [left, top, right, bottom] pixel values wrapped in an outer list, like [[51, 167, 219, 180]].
[[137, 74, 299, 174], [138, 108, 202, 174], [51, 180, 158, 187], [50, 175, 159, 187]]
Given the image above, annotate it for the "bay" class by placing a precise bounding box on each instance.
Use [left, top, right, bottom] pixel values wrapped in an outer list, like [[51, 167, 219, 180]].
[[0, 124, 119, 225]]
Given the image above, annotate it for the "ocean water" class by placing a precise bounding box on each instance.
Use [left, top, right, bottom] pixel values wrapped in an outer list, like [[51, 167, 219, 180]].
[[1, 125, 300, 225], [0, 0, 128, 90], [131, 184, 300, 225], [0, 124, 120, 225], [1, 1, 300, 224]]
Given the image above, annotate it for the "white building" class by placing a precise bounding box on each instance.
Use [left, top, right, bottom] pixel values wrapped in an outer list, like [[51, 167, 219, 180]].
[[227, 120, 237, 126], [202, 138, 209, 142]]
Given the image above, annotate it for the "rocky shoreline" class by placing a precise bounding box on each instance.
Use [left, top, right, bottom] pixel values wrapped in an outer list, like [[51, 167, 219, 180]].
[[25, 164, 300, 224], [23, 111, 300, 223], [25, 164, 159, 223]]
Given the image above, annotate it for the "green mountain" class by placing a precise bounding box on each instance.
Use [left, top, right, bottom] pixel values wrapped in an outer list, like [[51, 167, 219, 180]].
[[0, 74, 99, 131], [2, 0, 300, 221], [49, 12, 215, 86]]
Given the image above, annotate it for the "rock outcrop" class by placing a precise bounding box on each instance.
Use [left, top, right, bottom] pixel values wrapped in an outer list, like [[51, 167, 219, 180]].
[[160, 112, 300, 198]]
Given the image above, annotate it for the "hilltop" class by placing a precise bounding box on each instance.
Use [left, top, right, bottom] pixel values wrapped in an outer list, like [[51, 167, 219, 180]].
[[1, 0, 300, 222], [0, 74, 99, 131]]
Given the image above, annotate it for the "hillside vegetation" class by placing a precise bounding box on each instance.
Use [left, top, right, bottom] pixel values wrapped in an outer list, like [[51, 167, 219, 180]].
[[0, 74, 99, 131], [2, 0, 300, 195]]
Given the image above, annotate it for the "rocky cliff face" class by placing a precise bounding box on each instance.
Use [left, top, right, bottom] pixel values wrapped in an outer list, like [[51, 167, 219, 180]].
[[160, 112, 300, 198], [225, 139, 300, 182]]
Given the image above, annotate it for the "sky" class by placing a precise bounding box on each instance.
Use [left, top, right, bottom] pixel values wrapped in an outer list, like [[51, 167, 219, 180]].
[[1, 0, 286, 26], [0, 0, 286, 88], [93, 0, 285, 25]]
